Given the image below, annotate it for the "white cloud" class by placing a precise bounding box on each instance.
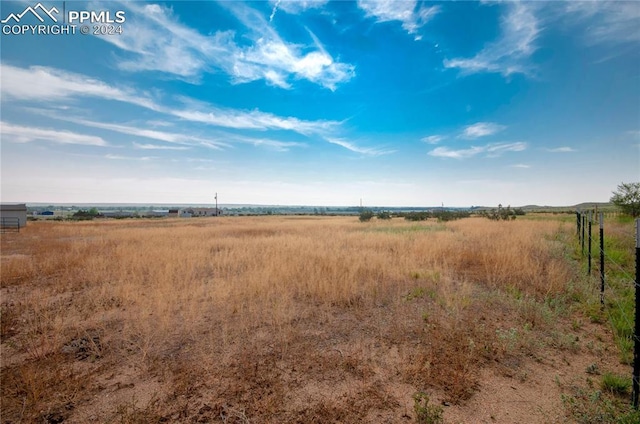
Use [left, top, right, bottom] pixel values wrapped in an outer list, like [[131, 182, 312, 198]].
[[0, 121, 108, 146], [95, 2, 354, 90], [1, 64, 341, 137], [170, 103, 338, 136], [358, 0, 439, 38], [106, 154, 157, 161], [545, 147, 576, 153], [0, 64, 158, 111], [43, 114, 229, 150], [326, 137, 395, 156], [444, 2, 540, 77], [485, 141, 527, 156], [421, 135, 444, 144], [133, 143, 190, 150], [34, 107, 309, 153], [238, 137, 305, 152], [270, 0, 328, 20], [461, 122, 506, 139], [429, 146, 483, 159], [429, 142, 527, 159], [510, 163, 531, 169], [562, 1, 640, 44]]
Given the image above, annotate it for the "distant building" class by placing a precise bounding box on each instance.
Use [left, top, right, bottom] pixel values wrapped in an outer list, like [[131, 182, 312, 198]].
[[144, 210, 169, 218], [167, 207, 223, 218], [186, 207, 223, 217], [101, 211, 134, 218], [0, 203, 27, 228]]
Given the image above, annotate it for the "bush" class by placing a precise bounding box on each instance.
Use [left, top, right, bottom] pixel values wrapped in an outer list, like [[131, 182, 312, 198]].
[[377, 211, 391, 220], [359, 210, 374, 222], [482, 204, 517, 221], [404, 212, 431, 221]]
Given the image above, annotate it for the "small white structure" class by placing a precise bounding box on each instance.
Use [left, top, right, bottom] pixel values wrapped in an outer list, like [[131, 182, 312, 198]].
[[0, 203, 27, 228]]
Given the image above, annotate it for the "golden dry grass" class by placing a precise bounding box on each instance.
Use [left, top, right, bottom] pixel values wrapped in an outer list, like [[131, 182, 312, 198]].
[[0, 215, 615, 422]]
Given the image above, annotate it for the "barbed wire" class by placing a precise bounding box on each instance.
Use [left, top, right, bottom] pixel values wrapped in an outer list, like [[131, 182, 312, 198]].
[[578, 216, 640, 359]]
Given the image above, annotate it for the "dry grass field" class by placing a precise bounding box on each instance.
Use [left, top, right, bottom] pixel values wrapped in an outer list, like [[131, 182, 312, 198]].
[[0, 216, 631, 423]]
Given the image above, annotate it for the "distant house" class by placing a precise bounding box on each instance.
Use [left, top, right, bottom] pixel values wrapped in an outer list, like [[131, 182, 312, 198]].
[[0, 203, 27, 228], [144, 210, 169, 218], [188, 207, 223, 217], [167, 208, 222, 218]]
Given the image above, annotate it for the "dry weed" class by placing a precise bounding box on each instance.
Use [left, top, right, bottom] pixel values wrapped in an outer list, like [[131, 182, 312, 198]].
[[0, 216, 581, 422]]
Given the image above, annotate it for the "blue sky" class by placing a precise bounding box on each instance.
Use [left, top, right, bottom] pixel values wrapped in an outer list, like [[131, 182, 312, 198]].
[[1, 0, 638, 206]]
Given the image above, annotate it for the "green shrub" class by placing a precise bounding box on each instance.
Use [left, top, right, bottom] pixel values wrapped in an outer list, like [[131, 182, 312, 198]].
[[377, 211, 392, 220], [359, 210, 374, 222], [413, 392, 443, 424]]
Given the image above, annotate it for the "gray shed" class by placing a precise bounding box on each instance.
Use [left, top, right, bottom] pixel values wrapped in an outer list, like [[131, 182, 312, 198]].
[[0, 203, 27, 228]]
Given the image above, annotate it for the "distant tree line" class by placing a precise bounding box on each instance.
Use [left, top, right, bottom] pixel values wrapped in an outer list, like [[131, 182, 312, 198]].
[[72, 208, 102, 220], [401, 210, 470, 222], [359, 209, 471, 222]]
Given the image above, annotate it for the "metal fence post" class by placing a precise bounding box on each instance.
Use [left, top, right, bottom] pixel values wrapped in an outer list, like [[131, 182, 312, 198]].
[[587, 211, 593, 276], [633, 219, 640, 408], [581, 213, 586, 255], [576, 211, 581, 237], [600, 212, 605, 307]]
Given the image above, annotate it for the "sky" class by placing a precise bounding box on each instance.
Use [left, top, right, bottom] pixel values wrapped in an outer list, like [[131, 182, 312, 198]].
[[0, 0, 639, 207]]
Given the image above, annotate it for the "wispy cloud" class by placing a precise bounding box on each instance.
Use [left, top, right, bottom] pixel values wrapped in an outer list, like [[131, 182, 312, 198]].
[[421, 135, 445, 144], [510, 163, 531, 169], [545, 146, 576, 153], [1, 63, 158, 110], [133, 143, 190, 150], [461, 122, 506, 139], [326, 137, 395, 156], [444, 2, 540, 77], [40, 114, 229, 150], [0, 121, 108, 146], [232, 135, 306, 152], [171, 97, 339, 135], [105, 154, 157, 161], [429, 145, 483, 159], [429, 141, 527, 159], [1, 64, 341, 137], [34, 106, 310, 152], [269, 0, 328, 21], [224, 2, 355, 90], [358, 0, 439, 39], [562, 1, 640, 44], [96, 2, 354, 90]]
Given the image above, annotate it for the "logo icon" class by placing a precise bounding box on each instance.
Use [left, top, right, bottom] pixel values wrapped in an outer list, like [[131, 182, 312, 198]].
[[1, 2, 59, 24]]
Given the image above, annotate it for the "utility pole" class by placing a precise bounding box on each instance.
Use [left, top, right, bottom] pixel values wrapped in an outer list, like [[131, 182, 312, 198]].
[[215, 192, 218, 216]]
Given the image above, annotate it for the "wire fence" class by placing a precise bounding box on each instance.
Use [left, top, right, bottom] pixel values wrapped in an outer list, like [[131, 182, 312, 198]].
[[575, 210, 639, 408]]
